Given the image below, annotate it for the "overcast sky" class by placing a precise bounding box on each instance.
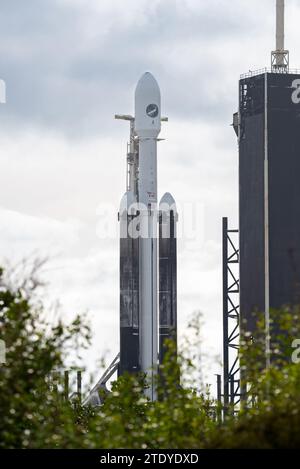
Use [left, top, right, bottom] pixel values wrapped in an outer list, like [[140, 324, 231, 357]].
[[1, 0, 300, 391]]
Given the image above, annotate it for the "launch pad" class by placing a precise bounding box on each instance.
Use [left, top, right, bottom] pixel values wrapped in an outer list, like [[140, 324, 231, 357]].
[[84, 0, 300, 410]]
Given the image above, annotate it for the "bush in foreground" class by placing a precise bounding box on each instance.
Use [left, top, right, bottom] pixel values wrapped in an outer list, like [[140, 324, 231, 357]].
[[1, 265, 300, 448]]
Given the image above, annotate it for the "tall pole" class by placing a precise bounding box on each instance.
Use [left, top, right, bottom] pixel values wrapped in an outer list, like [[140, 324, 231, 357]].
[[276, 0, 285, 66], [276, 0, 285, 53]]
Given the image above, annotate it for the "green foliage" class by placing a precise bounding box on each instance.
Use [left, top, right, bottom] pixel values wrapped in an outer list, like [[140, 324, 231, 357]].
[[210, 306, 300, 449], [208, 364, 300, 449], [1, 265, 300, 448], [0, 266, 91, 448], [239, 306, 300, 395], [90, 341, 215, 449]]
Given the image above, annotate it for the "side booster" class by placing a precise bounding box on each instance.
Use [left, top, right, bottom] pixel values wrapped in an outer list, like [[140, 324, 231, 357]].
[[159, 193, 178, 364], [118, 72, 178, 400]]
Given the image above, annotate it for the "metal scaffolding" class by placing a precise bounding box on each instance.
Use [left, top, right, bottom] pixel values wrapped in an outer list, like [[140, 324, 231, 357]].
[[271, 0, 289, 73], [222, 217, 240, 414]]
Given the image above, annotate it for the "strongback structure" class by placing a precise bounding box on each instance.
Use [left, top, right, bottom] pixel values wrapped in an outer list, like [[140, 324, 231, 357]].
[[119, 116, 140, 376]]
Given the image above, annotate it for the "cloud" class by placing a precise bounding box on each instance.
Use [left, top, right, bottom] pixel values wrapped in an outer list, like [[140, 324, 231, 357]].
[[0, 0, 291, 137], [0, 206, 119, 361], [0, 109, 240, 384]]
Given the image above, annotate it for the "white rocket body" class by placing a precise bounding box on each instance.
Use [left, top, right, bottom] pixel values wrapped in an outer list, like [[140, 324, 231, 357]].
[[135, 73, 161, 400], [118, 72, 177, 402]]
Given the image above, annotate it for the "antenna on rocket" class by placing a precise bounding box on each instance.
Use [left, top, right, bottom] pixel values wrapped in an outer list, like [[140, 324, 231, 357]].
[[271, 0, 289, 72]]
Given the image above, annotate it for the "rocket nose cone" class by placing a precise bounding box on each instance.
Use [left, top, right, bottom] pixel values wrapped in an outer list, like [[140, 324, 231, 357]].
[[159, 192, 177, 214], [160, 192, 176, 206], [135, 72, 160, 96], [134, 72, 161, 136]]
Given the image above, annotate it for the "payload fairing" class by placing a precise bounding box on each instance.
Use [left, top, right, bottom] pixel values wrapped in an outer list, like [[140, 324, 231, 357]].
[[118, 72, 177, 401]]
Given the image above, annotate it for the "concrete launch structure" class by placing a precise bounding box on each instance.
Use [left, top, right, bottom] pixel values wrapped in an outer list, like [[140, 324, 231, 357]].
[[234, 0, 300, 363], [118, 73, 177, 400], [222, 0, 300, 408]]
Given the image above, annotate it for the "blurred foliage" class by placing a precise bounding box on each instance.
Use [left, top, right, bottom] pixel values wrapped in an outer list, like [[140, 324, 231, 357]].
[[1, 265, 300, 448], [0, 264, 92, 448]]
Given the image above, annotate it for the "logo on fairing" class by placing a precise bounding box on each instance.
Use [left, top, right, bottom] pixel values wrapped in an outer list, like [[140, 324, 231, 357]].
[[146, 104, 159, 118]]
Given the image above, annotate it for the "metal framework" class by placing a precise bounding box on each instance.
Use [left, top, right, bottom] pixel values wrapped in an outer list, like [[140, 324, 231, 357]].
[[271, 0, 289, 73], [83, 354, 120, 406], [222, 217, 240, 413], [240, 67, 300, 80], [271, 50, 289, 73]]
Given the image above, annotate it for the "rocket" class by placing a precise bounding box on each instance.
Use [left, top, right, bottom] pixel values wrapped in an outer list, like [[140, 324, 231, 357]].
[[117, 72, 178, 400]]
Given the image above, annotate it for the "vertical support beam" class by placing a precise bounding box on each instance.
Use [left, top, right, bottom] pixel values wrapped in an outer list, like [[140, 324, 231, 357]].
[[230, 377, 235, 406], [52, 371, 59, 396], [276, 0, 285, 53], [264, 73, 271, 369], [216, 374, 222, 422], [216, 374, 222, 404], [222, 217, 229, 411], [222, 217, 240, 414]]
